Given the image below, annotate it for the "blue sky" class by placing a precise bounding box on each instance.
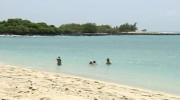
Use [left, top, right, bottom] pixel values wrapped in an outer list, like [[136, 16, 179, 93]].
[[0, 0, 180, 31]]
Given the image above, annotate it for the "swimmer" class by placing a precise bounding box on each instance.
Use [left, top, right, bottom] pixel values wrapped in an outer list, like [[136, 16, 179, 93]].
[[106, 58, 111, 65], [93, 61, 97, 65], [89, 61, 93, 65]]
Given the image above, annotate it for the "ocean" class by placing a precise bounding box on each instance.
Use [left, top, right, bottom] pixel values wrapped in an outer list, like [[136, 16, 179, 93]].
[[0, 35, 180, 95]]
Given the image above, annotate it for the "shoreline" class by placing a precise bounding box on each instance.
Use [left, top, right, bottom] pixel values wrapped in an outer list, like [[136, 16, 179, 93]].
[[1, 32, 180, 37], [0, 65, 180, 100]]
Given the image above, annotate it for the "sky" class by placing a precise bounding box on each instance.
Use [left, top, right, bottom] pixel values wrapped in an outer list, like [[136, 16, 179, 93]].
[[0, 0, 180, 32]]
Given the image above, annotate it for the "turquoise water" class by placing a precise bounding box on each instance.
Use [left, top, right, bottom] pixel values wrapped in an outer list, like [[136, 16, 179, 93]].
[[0, 35, 180, 95]]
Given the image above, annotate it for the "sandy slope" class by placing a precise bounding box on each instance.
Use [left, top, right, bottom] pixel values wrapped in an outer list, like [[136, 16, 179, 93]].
[[0, 65, 180, 100]]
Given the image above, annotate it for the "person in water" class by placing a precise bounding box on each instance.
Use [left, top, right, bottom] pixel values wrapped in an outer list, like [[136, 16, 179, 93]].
[[56, 56, 61, 66], [93, 61, 97, 65], [89, 61, 97, 66], [106, 58, 111, 65], [89, 61, 93, 65]]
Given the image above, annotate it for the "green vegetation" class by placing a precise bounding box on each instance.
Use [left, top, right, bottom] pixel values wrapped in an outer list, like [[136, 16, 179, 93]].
[[82, 23, 97, 33], [59, 23, 82, 35], [0, 18, 138, 35], [119, 23, 137, 32]]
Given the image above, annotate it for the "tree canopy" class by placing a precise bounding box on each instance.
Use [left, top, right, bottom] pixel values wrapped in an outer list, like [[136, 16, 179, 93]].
[[82, 23, 97, 33], [59, 23, 82, 34], [0, 18, 138, 35], [119, 23, 137, 32]]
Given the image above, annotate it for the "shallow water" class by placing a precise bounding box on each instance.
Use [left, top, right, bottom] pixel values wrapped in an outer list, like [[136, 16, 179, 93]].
[[0, 35, 180, 95]]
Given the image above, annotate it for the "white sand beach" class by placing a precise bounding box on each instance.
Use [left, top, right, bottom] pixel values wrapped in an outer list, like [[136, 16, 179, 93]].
[[0, 65, 180, 100]]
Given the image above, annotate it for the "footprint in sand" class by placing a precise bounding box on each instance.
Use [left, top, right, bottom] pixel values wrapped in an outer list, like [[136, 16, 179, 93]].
[[39, 97, 51, 100]]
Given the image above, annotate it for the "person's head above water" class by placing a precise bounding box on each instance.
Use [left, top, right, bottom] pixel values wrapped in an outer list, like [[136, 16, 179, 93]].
[[89, 61, 93, 64], [93, 61, 96, 63], [106, 58, 111, 65]]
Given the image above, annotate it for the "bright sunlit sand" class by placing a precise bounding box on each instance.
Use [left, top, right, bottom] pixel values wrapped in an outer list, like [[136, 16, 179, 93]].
[[0, 65, 180, 100]]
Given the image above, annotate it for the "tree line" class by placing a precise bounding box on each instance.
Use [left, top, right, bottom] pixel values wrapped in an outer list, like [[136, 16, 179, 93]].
[[0, 18, 138, 35]]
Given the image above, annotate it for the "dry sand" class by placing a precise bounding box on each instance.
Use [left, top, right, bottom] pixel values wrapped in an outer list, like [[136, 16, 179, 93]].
[[0, 65, 180, 100]]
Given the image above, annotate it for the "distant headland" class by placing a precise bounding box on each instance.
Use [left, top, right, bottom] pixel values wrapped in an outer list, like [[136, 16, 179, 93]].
[[0, 18, 180, 36]]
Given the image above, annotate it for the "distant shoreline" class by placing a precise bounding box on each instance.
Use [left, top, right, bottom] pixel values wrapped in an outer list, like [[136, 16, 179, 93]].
[[84, 32, 180, 36], [1, 32, 180, 37], [1, 18, 180, 36]]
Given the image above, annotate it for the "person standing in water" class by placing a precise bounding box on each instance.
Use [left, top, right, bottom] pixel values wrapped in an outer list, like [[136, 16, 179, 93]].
[[106, 58, 111, 65], [56, 56, 61, 66]]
